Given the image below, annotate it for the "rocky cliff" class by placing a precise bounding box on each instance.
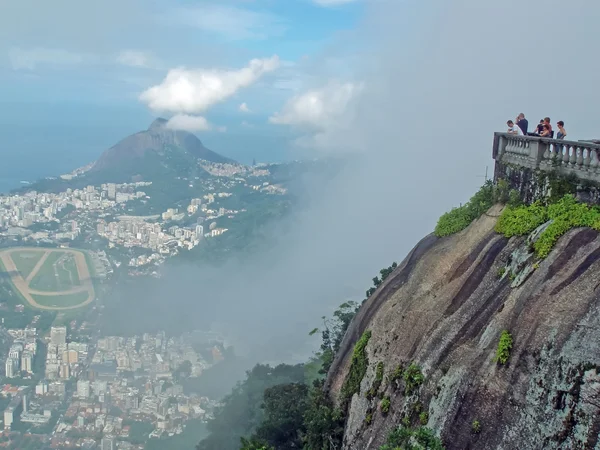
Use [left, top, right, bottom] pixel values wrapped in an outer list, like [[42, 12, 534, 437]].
[[326, 205, 600, 449]]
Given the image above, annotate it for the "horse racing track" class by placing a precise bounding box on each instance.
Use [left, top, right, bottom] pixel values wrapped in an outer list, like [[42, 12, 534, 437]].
[[0, 248, 95, 310]]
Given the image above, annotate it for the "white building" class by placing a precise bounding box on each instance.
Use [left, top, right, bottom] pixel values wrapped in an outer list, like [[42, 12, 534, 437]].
[[77, 380, 90, 399], [50, 327, 67, 346]]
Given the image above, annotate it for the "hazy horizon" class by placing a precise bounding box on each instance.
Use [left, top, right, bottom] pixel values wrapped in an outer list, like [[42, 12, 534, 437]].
[[2, 0, 600, 371]]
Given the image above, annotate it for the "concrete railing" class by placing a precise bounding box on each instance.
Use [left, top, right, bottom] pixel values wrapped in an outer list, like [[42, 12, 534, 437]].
[[493, 132, 600, 182]]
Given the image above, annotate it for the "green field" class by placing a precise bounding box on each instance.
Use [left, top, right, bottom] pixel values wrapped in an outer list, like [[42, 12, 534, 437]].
[[28, 252, 62, 291], [10, 251, 45, 279], [29, 252, 81, 292], [56, 254, 81, 288], [31, 291, 90, 308]]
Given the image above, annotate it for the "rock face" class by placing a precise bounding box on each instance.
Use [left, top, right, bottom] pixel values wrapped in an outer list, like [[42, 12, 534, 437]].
[[327, 205, 600, 449], [92, 118, 233, 172]]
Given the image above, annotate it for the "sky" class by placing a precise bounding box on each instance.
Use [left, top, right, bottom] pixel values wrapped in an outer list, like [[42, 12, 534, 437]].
[[0, 0, 363, 172], [2, 0, 600, 361]]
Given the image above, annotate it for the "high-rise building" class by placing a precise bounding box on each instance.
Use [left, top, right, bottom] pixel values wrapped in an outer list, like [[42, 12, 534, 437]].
[[77, 415, 85, 428], [50, 327, 67, 346], [77, 380, 90, 399], [101, 437, 115, 450], [59, 363, 70, 379], [5, 358, 17, 378], [107, 184, 116, 200], [22, 394, 28, 414], [21, 351, 33, 373]]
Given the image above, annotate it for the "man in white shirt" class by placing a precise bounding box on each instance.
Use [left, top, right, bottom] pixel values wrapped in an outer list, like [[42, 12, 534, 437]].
[[507, 120, 524, 135]]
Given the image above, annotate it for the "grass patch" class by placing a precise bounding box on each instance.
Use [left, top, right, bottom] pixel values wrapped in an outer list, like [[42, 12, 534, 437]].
[[495, 195, 600, 258], [494, 330, 513, 365], [10, 250, 45, 279], [379, 426, 444, 450], [31, 291, 90, 308], [29, 252, 63, 291], [341, 330, 372, 404], [380, 396, 391, 414]]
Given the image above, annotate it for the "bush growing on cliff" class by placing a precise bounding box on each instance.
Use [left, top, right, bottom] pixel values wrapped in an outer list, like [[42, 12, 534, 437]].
[[404, 363, 425, 394], [341, 330, 372, 403], [434, 181, 495, 237], [494, 330, 513, 365], [379, 426, 444, 450], [495, 195, 600, 258], [380, 396, 391, 414]]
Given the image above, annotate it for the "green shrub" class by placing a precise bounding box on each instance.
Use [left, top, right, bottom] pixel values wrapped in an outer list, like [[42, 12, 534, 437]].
[[366, 361, 385, 399], [341, 331, 372, 403], [419, 411, 429, 425], [496, 195, 600, 259], [379, 426, 444, 450], [495, 330, 513, 365], [380, 396, 391, 414], [495, 202, 548, 237], [472, 420, 481, 434], [404, 363, 425, 394], [434, 181, 495, 237], [387, 364, 403, 387]]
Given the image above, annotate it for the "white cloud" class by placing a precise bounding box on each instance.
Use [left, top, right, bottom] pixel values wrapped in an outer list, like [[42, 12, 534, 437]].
[[116, 50, 155, 68], [140, 56, 280, 114], [172, 5, 286, 41], [239, 102, 252, 113], [269, 81, 362, 129], [8, 47, 87, 70], [166, 114, 212, 132], [313, 0, 358, 6]]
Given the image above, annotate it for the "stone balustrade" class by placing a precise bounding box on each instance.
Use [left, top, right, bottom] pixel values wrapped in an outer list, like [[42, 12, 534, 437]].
[[493, 132, 600, 183]]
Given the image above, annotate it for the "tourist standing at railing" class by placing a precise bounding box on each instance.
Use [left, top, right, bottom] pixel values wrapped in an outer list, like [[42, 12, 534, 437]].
[[516, 113, 528, 135], [507, 120, 524, 135], [543, 117, 553, 137], [557, 121, 567, 140]]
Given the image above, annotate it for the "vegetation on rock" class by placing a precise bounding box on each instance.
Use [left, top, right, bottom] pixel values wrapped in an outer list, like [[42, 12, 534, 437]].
[[494, 330, 513, 365], [380, 396, 391, 414], [404, 363, 425, 394], [341, 330, 372, 403], [472, 420, 482, 434], [495, 194, 600, 258], [379, 426, 444, 450], [366, 361, 385, 399], [434, 181, 496, 237], [365, 262, 398, 299]]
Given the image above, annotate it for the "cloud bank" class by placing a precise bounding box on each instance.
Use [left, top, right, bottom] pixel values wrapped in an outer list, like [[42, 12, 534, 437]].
[[139, 56, 280, 114]]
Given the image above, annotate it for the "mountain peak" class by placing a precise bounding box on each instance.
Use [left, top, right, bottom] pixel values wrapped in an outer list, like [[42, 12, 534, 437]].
[[149, 117, 168, 130]]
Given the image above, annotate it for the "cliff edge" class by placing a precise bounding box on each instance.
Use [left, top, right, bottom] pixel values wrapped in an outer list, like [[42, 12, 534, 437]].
[[327, 204, 600, 449]]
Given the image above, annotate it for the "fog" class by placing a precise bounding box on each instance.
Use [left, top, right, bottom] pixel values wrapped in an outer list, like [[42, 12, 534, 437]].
[[100, 0, 600, 366]]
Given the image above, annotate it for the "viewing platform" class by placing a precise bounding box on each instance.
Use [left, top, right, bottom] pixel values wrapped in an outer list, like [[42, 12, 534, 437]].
[[493, 132, 600, 184]]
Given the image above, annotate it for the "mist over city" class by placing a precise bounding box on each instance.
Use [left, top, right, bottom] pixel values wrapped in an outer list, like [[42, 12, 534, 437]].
[[0, 1, 599, 449]]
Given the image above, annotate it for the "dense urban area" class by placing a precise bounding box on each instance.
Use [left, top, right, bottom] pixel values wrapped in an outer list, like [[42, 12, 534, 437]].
[[0, 159, 293, 449]]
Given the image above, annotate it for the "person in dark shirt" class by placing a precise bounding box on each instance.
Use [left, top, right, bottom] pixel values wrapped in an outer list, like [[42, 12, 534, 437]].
[[516, 113, 528, 135]]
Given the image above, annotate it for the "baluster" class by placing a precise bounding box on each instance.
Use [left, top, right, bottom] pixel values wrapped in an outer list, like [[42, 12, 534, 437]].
[[569, 145, 577, 165], [591, 149, 600, 173], [576, 147, 584, 167], [542, 144, 550, 160], [563, 145, 571, 165], [583, 148, 591, 169]]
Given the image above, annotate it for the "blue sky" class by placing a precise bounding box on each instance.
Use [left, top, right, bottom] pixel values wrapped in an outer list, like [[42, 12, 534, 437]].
[[0, 0, 366, 183]]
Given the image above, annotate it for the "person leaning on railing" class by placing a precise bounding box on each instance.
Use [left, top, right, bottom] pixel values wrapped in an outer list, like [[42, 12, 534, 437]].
[[507, 120, 524, 135], [557, 121, 567, 139]]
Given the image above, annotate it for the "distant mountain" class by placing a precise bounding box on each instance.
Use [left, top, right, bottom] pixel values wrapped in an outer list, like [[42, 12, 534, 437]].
[[91, 118, 233, 178]]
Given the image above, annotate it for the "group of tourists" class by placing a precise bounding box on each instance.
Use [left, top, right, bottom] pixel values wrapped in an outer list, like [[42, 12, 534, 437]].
[[506, 114, 567, 139]]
